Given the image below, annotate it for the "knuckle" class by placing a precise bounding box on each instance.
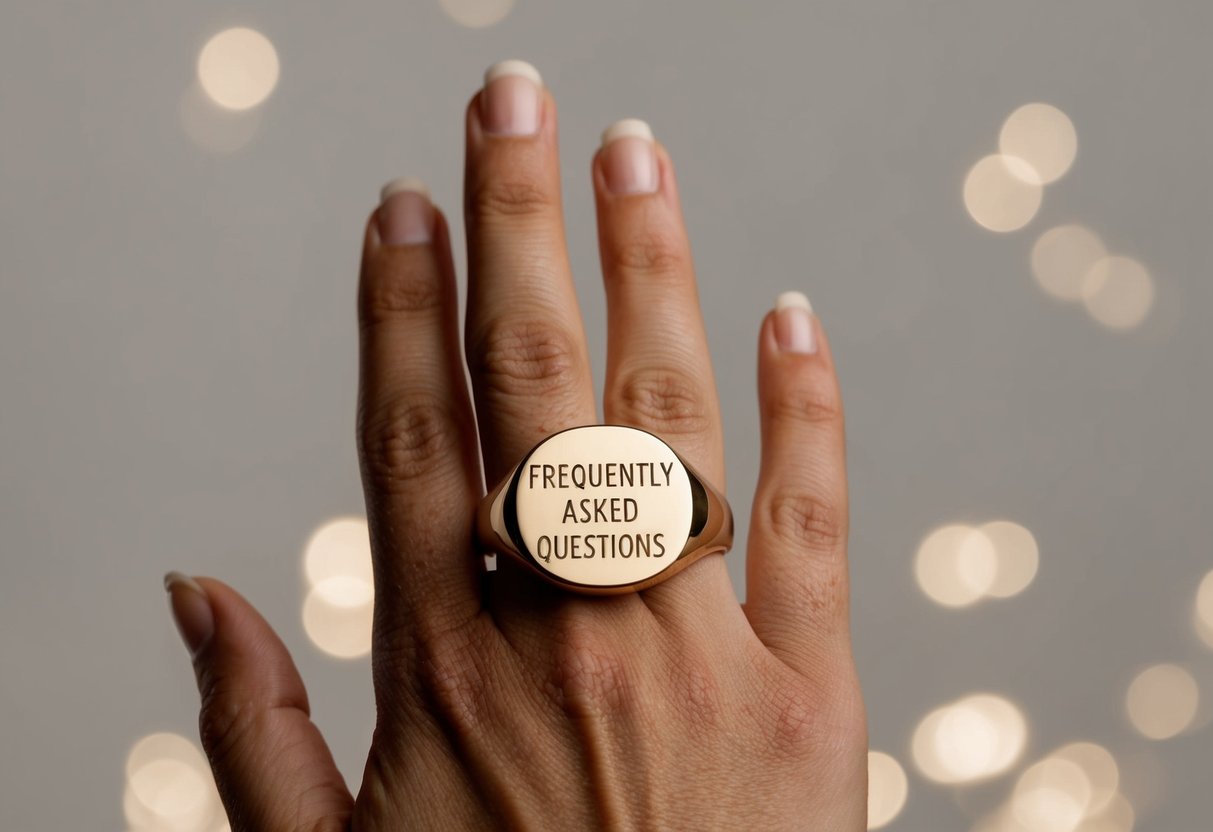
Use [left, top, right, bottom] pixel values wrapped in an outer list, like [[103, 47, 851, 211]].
[[469, 177, 554, 221], [471, 318, 581, 398], [748, 655, 865, 767], [547, 623, 634, 718], [605, 229, 687, 278], [667, 653, 723, 730], [197, 679, 295, 773], [762, 676, 821, 760], [360, 267, 444, 328], [771, 386, 842, 429], [358, 396, 462, 491], [763, 492, 846, 554], [416, 627, 494, 735], [611, 366, 711, 436]]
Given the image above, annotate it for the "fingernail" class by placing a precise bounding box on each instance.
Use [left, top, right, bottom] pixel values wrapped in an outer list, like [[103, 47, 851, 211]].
[[377, 177, 434, 246], [480, 59, 543, 136], [164, 571, 214, 656], [600, 118, 658, 196], [774, 291, 817, 354]]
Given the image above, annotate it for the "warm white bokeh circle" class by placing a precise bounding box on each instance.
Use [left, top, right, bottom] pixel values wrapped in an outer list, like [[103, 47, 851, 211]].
[[1078, 792, 1136, 832], [867, 751, 909, 829], [980, 520, 1040, 598], [302, 586, 374, 659], [999, 103, 1078, 185], [1125, 663, 1199, 739], [301, 517, 375, 658], [1081, 256, 1155, 330], [915, 524, 997, 607], [1031, 225, 1107, 302], [304, 516, 374, 604], [1011, 758, 1093, 832], [963, 154, 1043, 232], [439, 0, 515, 27], [197, 27, 280, 110], [125, 732, 220, 832], [1195, 570, 1213, 648], [1051, 742, 1120, 817], [912, 693, 1027, 783]]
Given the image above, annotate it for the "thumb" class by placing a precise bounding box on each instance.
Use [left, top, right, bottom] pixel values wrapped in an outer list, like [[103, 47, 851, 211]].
[[165, 572, 354, 832]]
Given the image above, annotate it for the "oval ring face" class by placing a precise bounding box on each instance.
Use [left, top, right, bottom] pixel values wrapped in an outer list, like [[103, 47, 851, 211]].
[[513, 426, 694, 588]]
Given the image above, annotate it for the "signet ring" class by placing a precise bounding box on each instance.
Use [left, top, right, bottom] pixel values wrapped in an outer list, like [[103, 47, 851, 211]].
[[476, 425, 734, 595]]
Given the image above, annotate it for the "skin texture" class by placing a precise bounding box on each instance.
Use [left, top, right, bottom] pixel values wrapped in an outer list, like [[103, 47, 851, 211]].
[[166, 75, 868, 831]]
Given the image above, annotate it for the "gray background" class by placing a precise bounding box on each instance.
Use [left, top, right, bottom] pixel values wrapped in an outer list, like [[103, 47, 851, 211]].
[[2, 0, 1211, 829]]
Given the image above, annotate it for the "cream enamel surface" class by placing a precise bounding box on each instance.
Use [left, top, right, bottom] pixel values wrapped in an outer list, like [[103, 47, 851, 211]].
[[513, 426, 693, 586]]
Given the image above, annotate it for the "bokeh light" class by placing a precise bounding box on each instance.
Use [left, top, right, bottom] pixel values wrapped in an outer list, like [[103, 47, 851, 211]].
[[999, 103, 1078, 185], [963, 154, 1043, 232], [973, 748, 1132, 832], [867, 750, 909, 829], [915, 524, 997, 607], [125, 732, 222, 831], [1031, 225, 1107, 302], [304, 517, 374, 604], [439, 0, 516, 27], [178, 83, 261, 153], [1194, 570, 1213, 648], [1081, 256, 1155, 330], [1076, 792, 1135, 832], [1051, 742, 1120, 817], [197, 27, 280, 110], [1125, 663, 1199, 739], [1011, 757, 1093, 832], [917, 520, 1040, 607], [980, 520, 1039, 599], [301, 516, 375, 658], [302, 586, 374, 658], [912, 693, 1027, 784]]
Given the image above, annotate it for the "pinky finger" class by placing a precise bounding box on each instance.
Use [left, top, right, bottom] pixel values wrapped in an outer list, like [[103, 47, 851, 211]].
[[744, 292, 852, 676]]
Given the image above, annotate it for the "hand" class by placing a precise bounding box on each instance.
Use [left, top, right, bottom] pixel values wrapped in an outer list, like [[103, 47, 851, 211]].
[[166, 59, 867, 831]]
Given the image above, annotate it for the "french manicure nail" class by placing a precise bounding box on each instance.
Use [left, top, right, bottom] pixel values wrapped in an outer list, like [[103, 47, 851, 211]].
[[377, 177, 434, 246], [774, 291, 817, 354], [164, 571, 214, 656], [481, 59, 543, 136], [600, 118, 658, 196]]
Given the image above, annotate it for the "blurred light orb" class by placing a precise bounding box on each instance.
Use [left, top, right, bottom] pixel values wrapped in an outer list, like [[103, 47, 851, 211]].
[[1031, 225, 1107, 302], [1076, 792, 1135, 832], [1125, 663, 1199, 739], [963, 154, 1043, 232], [866, 751, 909, 829], [912, 693, 1027, 783], [1081, 256, 1154, 330], [915, 524, 997, 607], [125, 732, 217, 831], [303, 585, 373, 659], [980, 519, 1040, 598], [440, 0, 515, 27], [1195, 570, 1213, 648], [197, 27, 280, 110], [1050, 742, 1120, 817], [1011, 758, 1093, 832], [304, 516, 374, 604], [999, 103, 1078, 184], [178, 83, 261, 154]]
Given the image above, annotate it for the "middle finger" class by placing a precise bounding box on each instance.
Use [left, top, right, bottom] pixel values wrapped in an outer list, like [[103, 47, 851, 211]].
[[463, 60, 597, 486]]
